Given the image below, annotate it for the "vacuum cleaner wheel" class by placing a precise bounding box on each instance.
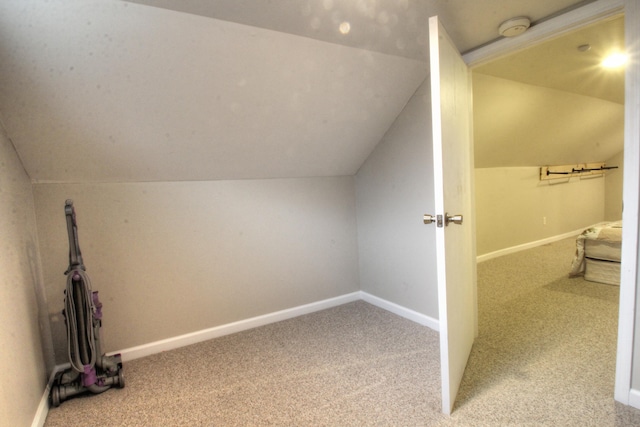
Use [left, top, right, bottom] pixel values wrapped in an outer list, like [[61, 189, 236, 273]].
[[50, 385, 61, 408], [117, 368, 125, 388]]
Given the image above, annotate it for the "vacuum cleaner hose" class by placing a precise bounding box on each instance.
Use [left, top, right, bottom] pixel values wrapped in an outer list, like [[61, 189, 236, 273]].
[[65, 269, 97, 373]]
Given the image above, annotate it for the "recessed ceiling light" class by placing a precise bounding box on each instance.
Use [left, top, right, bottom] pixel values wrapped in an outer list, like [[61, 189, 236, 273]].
[[602, 52, 627, 68]]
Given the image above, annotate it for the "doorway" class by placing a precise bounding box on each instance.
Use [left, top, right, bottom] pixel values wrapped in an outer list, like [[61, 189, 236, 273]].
[[462, 1, 638, 407]]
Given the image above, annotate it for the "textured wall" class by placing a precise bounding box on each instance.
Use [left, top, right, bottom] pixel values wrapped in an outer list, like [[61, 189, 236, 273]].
[[604, 150, 624, 221], [33, 177, 359, 363], [0, 125, 52, 426], [475, 167, 605, 255], [356, 78, 439, 319]]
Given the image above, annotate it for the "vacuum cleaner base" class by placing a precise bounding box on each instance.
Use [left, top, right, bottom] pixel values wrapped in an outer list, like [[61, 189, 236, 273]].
[[50, 354, 124, 407]]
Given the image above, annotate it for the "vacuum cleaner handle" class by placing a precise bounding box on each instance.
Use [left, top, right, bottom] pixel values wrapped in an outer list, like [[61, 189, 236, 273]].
[[64, 199, 85, 274]]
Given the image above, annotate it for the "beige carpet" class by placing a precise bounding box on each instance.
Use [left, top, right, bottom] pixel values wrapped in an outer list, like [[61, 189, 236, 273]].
[[45, 238, 640, 426]]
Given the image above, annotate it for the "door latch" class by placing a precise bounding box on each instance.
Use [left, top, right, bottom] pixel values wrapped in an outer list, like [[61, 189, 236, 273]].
[[423, 214, 444, 227], [424, 213, 463, 227]]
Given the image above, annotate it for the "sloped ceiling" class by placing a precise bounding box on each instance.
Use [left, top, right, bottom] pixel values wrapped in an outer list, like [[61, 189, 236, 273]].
[[124, 0, 593, 60], [0, 0, 595, 183], [473, 15, 625, 168], [475, 15, 625, 104], [473, 73, 624, 169]]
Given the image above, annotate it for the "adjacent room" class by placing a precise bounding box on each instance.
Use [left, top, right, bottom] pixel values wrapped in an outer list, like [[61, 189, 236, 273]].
[[2, 1, 640, 426], [463, 13, 629, 421], [474, 15, 624, 260], [473, 15, 626, 386]]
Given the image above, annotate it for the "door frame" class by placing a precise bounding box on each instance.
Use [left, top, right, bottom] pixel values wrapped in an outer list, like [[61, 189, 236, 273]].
[[462, 0, 638, 407]]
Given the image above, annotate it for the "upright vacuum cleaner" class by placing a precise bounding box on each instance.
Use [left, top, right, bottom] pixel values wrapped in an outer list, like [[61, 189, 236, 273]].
[[50, 200, 124, 407]]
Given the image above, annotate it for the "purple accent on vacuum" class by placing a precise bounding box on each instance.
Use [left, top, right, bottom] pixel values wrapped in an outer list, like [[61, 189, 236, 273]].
[[93, 291, 103, 320], [82, 365, 97, 387]]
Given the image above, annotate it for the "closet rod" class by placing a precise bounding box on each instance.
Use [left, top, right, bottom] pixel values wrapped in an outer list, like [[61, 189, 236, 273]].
[[540, 163, 617, 181], [571, 166, 618, 173], [545, 165, 618, 176]]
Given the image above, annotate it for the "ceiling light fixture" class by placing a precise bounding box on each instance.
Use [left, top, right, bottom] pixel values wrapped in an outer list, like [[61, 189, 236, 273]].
[[602, 52, 627, 68], [498, 17, 531, 37], [339, 21, 351, 35]]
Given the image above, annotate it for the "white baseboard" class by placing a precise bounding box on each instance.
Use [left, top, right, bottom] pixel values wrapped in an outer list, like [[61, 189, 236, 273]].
[[36, 291, 433, 424], [115, 291, 438, 363], [360, 291, 439, 331], [476, 226, 589, 263], [629, 388, 640, 410], [31, 368, 59, 427], [114, 292, 362, 362]]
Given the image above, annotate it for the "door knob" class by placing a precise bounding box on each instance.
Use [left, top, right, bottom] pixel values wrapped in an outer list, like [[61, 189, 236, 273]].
[[424, 214, 444, 227], [445, 213, 463, 226]]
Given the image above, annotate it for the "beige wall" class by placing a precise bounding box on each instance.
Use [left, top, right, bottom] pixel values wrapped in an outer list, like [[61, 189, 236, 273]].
[[604, 150, 624, 221], [356, 78, 439, 319], [0, 125, 52, 426], [475, 167, 605, 256], [33, 177, 359, 363]]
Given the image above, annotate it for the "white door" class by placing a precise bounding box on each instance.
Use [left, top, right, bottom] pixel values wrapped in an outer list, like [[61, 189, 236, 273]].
[[428, 15, 477, 415]]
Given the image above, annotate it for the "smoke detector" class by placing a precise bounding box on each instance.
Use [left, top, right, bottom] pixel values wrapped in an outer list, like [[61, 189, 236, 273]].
[[498, 17, 531, 37]]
